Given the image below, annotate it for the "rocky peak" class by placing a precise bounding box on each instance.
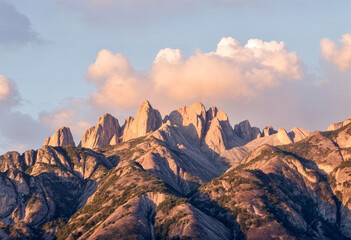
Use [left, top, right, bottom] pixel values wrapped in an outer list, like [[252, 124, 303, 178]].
[[263, 125, 277, 137], [206, 106, 218, 121], [80, 113, 120, 149], [288, 127, 311, 142], [122, 100, 162, 141], [167, 102, 207, 142], [277, 128, 293, 144], [327, 117, 351, 131], [233, 120, 261, 143], [44, 126, 75, 147], [204, 106, 245, 153]]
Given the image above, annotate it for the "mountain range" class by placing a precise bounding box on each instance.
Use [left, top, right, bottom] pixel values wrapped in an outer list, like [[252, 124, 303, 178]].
[[0, 100, 350, 240]]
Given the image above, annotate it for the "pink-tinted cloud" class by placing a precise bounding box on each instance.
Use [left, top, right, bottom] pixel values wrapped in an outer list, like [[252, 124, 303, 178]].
[[0, 75, 19, 107], [0, 75, 11, 100], [87, 49, 150, 109], [321, 33, 351, 71], [40, 105, 92, 142], [86, 37, 304, 113]]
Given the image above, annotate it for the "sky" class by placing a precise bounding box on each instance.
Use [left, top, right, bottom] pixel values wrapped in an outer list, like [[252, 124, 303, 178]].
[[0, 0, 350, 154]]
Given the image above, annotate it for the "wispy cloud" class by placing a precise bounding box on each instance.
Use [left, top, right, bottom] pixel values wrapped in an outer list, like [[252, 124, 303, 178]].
[[55, 0, 196, 25], [0, 1, 41, 46]]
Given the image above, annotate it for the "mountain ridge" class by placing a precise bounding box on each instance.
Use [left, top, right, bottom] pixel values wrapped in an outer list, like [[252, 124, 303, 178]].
[[0, 100, 350, 239]]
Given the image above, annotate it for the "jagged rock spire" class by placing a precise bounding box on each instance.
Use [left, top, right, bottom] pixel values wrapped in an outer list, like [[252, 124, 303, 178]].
[[44, 126, 75, 147], [122, 100, 162, 141], [80, 113, 120, 149], [234, 120, 261, 142]]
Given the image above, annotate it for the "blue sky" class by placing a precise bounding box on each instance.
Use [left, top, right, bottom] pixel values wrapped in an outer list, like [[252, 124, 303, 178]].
[[0, 0, 350, 153]]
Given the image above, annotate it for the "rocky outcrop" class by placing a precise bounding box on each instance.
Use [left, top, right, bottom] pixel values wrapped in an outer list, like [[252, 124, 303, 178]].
[[327, 117, 351, 131], [44, 127, 75, 147], [288, 127, 311, 142], [263, 125, 277, 137], [122, 101, 162, 141], [234, 120, 261, 142], [0, 100, 349, 240], [237, 126, 311, 165], [167, 102, 207, 143], [204, 106, 244, 152], [277, 128, 293, 144], [80, 113, 120, 149]]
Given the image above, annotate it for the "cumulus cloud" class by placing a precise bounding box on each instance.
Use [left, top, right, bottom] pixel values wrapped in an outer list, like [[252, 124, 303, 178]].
[[0, 1, 40, 45], [87, 49, 150, 109], [86, 37, 303, 113], [321, 33, 351, 71]]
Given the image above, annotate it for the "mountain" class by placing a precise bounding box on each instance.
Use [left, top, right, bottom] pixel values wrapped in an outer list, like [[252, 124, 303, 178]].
[[327, 117, 351, 131], [80, 113, 121, 149], [44, 127, 75, 147], [0, 100, 349, 240], [122, 100, 162, 142], [234, 120, 261, 143]]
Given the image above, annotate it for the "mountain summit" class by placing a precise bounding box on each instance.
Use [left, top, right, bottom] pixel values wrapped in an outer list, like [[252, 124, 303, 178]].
[[122, 100, 162, 141], [44, 126, 75, 147]]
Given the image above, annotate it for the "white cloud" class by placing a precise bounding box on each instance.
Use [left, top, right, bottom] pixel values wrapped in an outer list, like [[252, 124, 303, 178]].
[[321, 33, 351, 71], [154, 48, 184, 65]]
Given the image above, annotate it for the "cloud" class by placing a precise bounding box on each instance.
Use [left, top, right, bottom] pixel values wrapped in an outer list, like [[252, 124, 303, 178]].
[[56, 0, 195, 25], [86, 37, 303, 113], [0, 75, 49, 153], [321, 33, 351, 71], [0, 75, 19, 107], [87, 49, 150, 109], [39, 103, 93, 142], [0, 1, 40, 45]]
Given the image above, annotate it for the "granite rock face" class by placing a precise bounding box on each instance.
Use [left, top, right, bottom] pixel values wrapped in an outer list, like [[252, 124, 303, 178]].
[[234, 120, 261, 142], [122, 100, 162, 141], [288, 127, 311, 142], [204, 106, 244, 152], [167, 102, 208, 143], [80, 113, 120, 149], [327, 117, 351, 131], [44, 127, 75, 147], [1, 101, 350, 240], [263, 125, 277, 137]]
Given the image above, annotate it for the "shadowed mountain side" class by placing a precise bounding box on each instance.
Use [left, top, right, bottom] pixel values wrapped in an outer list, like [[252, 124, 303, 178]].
[[190, 140, 351, 239], [234, 119, 261, 143], [0, 146, 114, 239]]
